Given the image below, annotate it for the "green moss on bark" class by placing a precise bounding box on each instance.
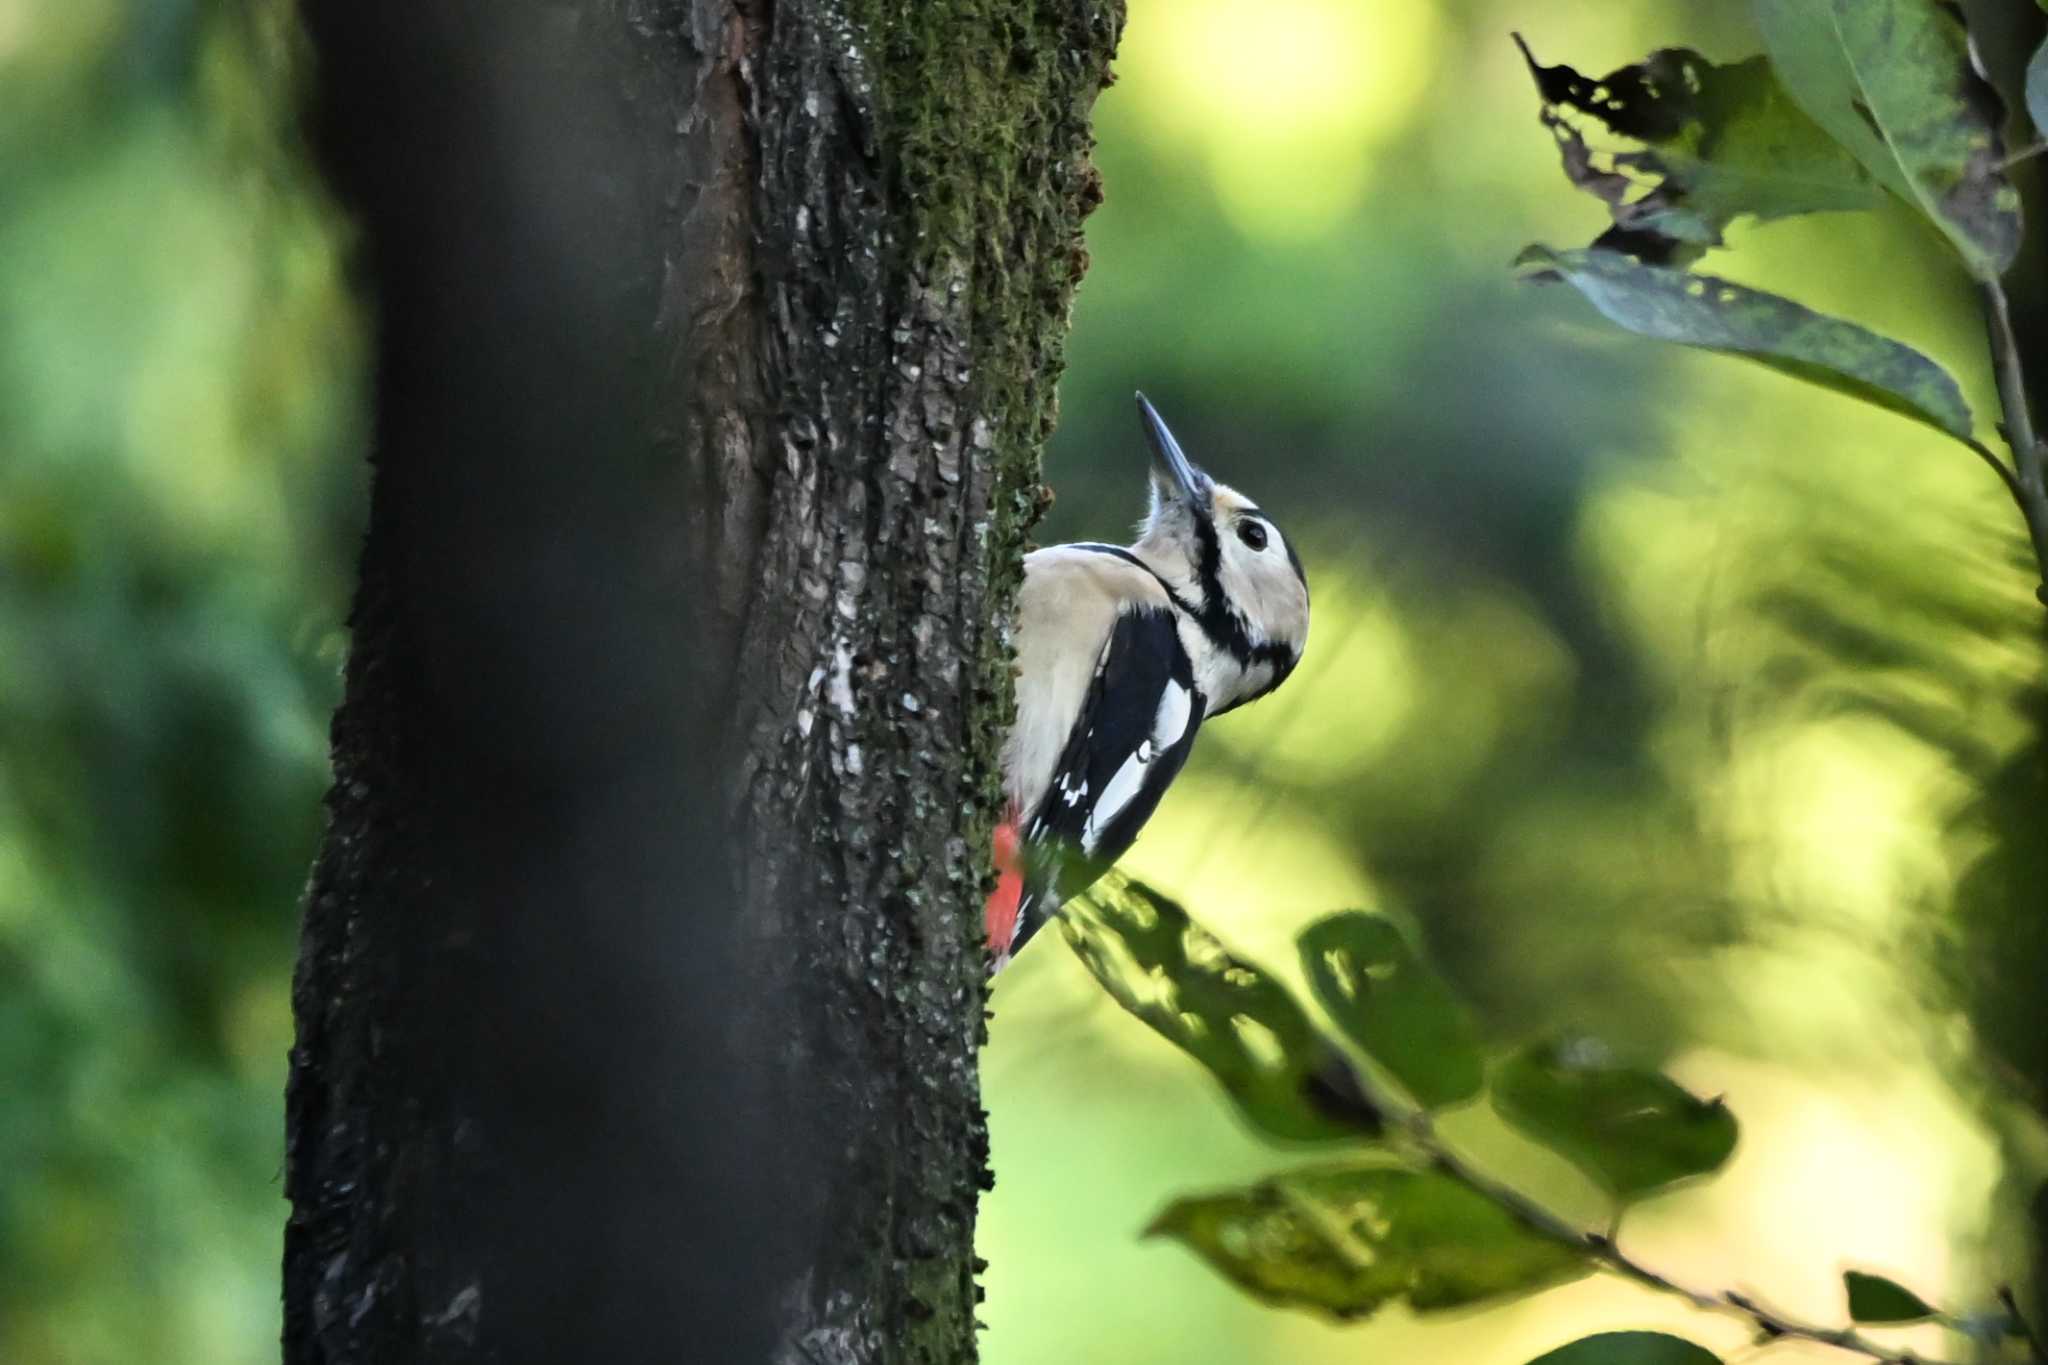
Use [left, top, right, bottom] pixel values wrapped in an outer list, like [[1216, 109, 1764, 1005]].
[[843, 0, 1123, 905], [733, 4, 1123, 1359]]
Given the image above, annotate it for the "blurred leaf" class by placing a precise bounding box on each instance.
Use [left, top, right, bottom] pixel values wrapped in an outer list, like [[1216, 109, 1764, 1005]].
[[1517, 246, 1976, 443], [1492, 1037, 1737, 1201], [1753, 0, 2020, 278], [1516, 38, 1879, 265], [1149, 1162, 1588, 1319], [1298, 911, 1484, 1110], [1061, 872, 1376, 1142], [2028, 35, 2048, 140], [1844, 1269, 1940, 1322], [1952, 1305, 2029, 1344], [1525, 1332, 1722, 1364]]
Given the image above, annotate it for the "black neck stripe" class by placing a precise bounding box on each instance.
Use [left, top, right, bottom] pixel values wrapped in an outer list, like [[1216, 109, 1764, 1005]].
[[1188, 517, 1263, 666], [1070, 540, 1297, 673], [1071, 543, 1207, 634], [1070, 542, 1167, 589]]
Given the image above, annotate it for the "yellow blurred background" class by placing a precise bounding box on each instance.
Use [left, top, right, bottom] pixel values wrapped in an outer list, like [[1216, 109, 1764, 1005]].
[[2, 0, 2043, 1361], [986, 1, 2044, 1361]]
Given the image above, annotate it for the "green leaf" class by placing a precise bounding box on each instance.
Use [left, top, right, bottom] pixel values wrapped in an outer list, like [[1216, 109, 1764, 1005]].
[[1516, 37, 1881, 265], [1844, 1269, 1940, 1323], [1150, 1162, 1588, 1320], [1298, 912, 1485, 1110], [1061, 872, 1377, 1142], [1492, 1036, 1737, 1202], [1518, 246, 1976, 443], [1525, 1332, 1723, 1365], [2027, 35, 2048, 142], [1754, 0, 2021, 278]]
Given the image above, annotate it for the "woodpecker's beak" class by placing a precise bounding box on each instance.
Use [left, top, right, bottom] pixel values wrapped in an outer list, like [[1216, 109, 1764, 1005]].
[[1135, 391, 1213, 510]]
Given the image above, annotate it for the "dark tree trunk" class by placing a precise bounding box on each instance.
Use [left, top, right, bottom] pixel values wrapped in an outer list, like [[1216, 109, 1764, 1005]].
[[281, 3, 1121, 1363]]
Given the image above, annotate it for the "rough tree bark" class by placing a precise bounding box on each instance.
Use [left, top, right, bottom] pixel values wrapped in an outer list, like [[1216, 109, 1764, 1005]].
[[282, 3, 1122, 1363]]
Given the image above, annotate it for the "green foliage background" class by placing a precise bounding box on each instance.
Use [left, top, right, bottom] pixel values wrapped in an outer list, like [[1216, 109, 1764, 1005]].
[[2, 1, 361, 1359], [1, 1, 2042, 1363]]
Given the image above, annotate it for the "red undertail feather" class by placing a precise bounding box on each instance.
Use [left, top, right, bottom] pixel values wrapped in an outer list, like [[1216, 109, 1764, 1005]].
[[984, 811, 1024, 967]]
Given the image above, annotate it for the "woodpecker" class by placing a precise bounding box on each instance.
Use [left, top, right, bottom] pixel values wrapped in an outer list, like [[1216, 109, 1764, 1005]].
[[985, 393, 1310, 973]]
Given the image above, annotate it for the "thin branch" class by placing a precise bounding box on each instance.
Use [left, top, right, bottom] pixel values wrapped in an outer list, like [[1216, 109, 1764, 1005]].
[[1985, 283, 2042, 488], [1964, 433, 2026, 504], [2002, 142, 2048, 172], [1402, 1114, 1964, 1365], [1999, 1287, 2047, 1365], [1981, 281, 2048, 604]]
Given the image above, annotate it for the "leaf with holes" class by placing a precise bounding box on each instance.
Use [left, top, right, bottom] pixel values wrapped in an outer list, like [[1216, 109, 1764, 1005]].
[[1298, 912, 1484, 1110], [1844, 1270, 1940, 1323], [1517, 37, 1880, 265], [1493, 1037, 1737, 1202], [1149, 1163, 1588, 1320], [1754, 0, 2020, 278], [1518, 246, 1976, 444], [1061, 872, 1379, 1142], [1525, 1332, 1723, 1365]]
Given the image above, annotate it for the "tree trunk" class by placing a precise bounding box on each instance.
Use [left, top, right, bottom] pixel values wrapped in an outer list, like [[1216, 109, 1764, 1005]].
[[281, 3, 1121, 1363]]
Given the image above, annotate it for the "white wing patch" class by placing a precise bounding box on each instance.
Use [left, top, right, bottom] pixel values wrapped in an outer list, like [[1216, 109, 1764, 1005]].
[[1081, 679, 1194, 854], [1152, 676, 1193, 747]]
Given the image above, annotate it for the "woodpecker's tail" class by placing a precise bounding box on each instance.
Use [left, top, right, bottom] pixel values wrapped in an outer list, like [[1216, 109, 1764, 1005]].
[[984, 812, 1025, 974]]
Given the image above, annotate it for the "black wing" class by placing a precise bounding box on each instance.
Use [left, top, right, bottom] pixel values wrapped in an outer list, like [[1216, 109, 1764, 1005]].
[[1008, 606, 1204, 958]]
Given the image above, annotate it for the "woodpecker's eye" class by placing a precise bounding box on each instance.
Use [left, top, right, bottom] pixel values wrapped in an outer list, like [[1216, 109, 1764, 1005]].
[[1237, 520, 1269, 552]]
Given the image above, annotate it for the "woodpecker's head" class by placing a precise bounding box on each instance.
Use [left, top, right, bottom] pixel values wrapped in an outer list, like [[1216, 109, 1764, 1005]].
[[1130, 392, 1309, 714]]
